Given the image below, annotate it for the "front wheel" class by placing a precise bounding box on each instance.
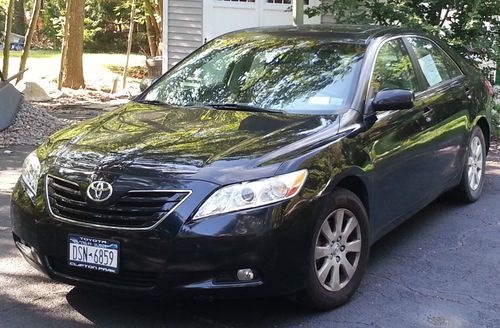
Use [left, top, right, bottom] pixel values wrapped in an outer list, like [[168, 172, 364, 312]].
[[293, 188, 370, 310], [454, 126, 486, 203]]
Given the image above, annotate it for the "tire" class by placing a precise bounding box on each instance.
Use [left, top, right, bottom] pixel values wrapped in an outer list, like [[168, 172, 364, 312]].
[[293, 188, 370, 310], [454, 126, 486, 203]]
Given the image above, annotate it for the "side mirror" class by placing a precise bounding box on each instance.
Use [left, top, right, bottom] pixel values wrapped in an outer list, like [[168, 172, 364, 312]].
[[372, 89, 414, 111]]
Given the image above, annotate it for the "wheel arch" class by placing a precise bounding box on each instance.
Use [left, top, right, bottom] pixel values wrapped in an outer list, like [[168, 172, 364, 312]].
[[329, 169, 370, 219], [475, 116, 491, 155]]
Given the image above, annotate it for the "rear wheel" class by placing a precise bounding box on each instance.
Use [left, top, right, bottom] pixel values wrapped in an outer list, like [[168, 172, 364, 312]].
[[454, 126, 486, 202], [294, 188, 369, 310]]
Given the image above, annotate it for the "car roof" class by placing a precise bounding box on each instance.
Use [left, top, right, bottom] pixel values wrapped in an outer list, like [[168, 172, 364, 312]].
[[223, 24, 415, 45]]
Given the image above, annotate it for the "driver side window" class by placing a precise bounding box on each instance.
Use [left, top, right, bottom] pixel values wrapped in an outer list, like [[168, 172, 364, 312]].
[[370, 39, 418, 97]]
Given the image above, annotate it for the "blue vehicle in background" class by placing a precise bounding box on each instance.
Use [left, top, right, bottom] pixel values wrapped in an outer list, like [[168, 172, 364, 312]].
[[0, 32, 25, 51]]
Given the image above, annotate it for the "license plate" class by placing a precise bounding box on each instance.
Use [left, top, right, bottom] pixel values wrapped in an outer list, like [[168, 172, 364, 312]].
[[68, 234, 120, 273]]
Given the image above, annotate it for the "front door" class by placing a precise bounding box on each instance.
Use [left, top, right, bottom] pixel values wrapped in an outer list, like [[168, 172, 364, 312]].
[[359, 38, 436, 235]]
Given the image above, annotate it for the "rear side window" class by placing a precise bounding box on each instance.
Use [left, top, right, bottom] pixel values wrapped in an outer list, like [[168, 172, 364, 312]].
[[406, 37, 462, 87], [370, 38, 419, 96]]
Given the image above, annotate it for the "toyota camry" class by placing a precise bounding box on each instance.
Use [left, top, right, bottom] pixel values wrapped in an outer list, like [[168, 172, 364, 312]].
[[11, 25, 493, 309]]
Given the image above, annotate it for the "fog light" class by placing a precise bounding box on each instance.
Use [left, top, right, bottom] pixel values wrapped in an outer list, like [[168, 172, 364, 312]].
[[237, 268, 255, 281]]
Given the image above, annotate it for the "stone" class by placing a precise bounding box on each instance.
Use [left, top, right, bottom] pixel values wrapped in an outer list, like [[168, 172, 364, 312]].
[[21, 82, 52, 102]]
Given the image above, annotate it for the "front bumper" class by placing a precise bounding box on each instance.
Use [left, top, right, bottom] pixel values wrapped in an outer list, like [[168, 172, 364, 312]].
[[10, 179, 321, 299]]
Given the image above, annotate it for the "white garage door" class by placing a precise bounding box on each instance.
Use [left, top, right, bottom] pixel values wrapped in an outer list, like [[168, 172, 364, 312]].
[[202, 0, 321, 42]]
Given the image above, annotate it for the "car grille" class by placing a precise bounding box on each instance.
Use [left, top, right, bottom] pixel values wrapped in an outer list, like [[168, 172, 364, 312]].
[[48, 257, 158, 288], [46, 175, 190, 229]]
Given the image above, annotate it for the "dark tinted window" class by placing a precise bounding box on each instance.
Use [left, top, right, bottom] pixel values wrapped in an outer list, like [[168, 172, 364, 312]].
[[144, 34, 366, 114], [406, 37, 462, 87], [370, 38, 418, 96]]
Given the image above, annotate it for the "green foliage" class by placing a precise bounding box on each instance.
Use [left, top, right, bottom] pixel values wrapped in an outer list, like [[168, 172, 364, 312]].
[[36, 0, 149, 53], [38, 0, 65, 48], [493, 103, 500, 137], [84, 30, 148, 53], [305, 0, 499, 66], [0, 0, 7, 32], [0, 49, 59, 58]]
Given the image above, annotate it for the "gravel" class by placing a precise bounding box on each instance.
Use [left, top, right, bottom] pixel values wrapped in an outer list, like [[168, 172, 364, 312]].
[[0, 100, 69, 147]]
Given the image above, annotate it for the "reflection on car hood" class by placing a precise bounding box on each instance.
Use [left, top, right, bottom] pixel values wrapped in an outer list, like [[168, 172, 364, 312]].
[[44, 102, 340, 184]]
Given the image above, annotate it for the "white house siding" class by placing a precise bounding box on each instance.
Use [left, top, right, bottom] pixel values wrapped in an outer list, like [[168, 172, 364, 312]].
[[163, 0, 324, 70], [166, 0, 203, 69]]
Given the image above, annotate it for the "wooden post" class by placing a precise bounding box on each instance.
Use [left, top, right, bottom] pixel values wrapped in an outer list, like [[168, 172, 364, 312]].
[[293, 0, 304, 26], [123, 0, 136, 89], [17, 0, 42, 83], [2, 0, 15, 77]]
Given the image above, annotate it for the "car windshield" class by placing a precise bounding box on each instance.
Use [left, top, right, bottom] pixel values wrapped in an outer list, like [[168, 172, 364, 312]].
[[143, 34, 366, 115]]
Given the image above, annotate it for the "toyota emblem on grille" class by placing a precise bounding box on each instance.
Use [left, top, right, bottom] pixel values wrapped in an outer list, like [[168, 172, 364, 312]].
[[87, 181, 113, 202]]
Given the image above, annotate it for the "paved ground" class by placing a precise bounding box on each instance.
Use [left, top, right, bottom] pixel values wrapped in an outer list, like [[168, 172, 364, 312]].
[[0, 144, 499, 328]]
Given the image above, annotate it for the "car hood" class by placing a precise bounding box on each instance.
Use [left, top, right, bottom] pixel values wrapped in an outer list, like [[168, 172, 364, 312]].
[[43, 102, 340, 184]]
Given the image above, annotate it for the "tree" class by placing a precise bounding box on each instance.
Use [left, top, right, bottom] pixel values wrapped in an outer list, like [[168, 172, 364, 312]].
[[143, 0, 162, 57], [58, 0, 84, 89], [2, 0, 14, 77], [17, 0, 41, 82], [305, 0, 499, 65], [12, 0, 25, 35]]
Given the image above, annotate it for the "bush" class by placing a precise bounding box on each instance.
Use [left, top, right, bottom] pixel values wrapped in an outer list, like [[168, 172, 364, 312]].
[[492, 86, 500, 138], [493, 104, 500, 138], [83, 30, 148, 54]]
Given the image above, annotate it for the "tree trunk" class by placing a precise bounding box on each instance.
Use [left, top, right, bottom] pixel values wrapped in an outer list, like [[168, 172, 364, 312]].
[[13, 0, 26, 35], [145, 14, 158, 57], [58, 0, 71, 90], [158, 0, 163, 19], [2, 0, 15, 78], [144, 0, 161, 38], [17, 0, 42, 83], [144, 0, 161, 57], [59, 0, 85, 89]]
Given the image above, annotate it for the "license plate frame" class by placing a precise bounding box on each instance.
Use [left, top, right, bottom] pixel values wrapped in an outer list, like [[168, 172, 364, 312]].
[[68, 234, 120, 274]]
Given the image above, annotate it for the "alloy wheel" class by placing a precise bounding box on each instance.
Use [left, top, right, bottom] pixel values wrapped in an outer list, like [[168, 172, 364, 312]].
[[314, 208, 362, 292], [467, 136, 483, 191]]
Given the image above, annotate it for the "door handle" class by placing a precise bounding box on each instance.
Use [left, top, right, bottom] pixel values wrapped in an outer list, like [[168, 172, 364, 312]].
[[423, 106, 433, 122], [465, 88, 473, 100]]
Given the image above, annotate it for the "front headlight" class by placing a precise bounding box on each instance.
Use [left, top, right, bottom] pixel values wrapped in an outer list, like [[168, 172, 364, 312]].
[[193, 169, 308, 220], [21, 151, 41, 201]]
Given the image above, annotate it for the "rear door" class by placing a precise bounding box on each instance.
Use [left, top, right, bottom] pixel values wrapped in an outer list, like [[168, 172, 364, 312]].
[[404, 37, 470, 188]]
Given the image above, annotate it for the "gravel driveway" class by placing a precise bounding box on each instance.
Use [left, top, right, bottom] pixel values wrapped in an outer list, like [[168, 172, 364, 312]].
[[0, 144, 499, 328]]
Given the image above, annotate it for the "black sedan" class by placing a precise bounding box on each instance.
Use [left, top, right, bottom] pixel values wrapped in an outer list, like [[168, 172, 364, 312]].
[[11, 25, 493, 309]]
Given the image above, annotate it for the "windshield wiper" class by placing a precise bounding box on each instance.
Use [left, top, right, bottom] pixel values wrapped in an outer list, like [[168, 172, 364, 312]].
[[189, 103, 279, 113], [135, 99, 167, 106], [138, 101, 279, 113]]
